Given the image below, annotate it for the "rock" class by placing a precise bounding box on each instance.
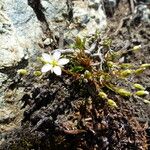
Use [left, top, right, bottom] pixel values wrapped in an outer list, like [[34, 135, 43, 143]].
[[0, 109, 15, 124], [71, 0, 107, 36], [3, 0, 43, 56], [41, 0, 67, 21], [42, 0, 107, 37], [43, 38, 51, 46], [0, 0, 43, 139], [103, 0, 117, 17], [135, 4, 150, 23], [0, 0, 107, 144], [0, 108, 15, 123], [0, 9, 24, 69], [0, 73, 8, 107]]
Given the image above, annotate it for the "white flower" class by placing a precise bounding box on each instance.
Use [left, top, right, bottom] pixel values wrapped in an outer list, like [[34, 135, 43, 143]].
[[41, 51, 69, 76]]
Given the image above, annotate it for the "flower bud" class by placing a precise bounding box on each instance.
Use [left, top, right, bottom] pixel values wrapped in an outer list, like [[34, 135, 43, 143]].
[[133, 84, 145, 90], [98, 92, 107, 99], [17, 69, 28, 76], [135, 90, 149, 96], [117, 89, 131, 97], [34, 71, 42, 76], [143, 100, 150, 104], [120, 63, 133, 69], [120, 69, 132, 77], [140, 64, 150, 68], [132, 45, 141, 51], [84, 70, 92, 79], [134, 68, 145, 75], [107, 99, 117, 108]]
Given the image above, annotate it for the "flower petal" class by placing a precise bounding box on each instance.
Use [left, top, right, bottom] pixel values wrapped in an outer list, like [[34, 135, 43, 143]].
[[41, 64, 52, 73], [53, 51, 61, 60], [53, 66, 62, 75], [42, 53, 51, 62], [58, 58, 69, 66]]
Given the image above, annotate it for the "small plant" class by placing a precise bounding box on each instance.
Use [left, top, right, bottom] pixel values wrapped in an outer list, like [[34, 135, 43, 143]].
[[64, 37, 149, 106], [17, 36, 149, 107]]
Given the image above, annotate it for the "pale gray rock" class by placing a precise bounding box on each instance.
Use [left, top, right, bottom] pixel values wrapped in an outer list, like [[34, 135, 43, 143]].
[[3, 0, 43, 56], [0, 73, 8, 107], [0, 108, 15, 124], [43, 38, 51, 46], [0, 0, 43, 137], [0, 11, 24, 69], [135, 4, 150, 23], [42, 0, 67, 21], [0, 35, 24, 69], [70, 0, 107, 36], [0, 0, 107, 141], [42, 0, 107, 37]]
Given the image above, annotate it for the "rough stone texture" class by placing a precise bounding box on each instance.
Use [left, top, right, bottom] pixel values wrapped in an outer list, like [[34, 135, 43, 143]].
[[3, 0, 43, 56], [42, 0, 107, 37], [0, 0, 107, 143], [0, 109, 15, 124], [135, 4, 150, 23], [0, 0, 42, 141], [0, 0, 43, 133], [0, 73, 8, 107], [72, 0, 107, 35], [0, 0, 107, 67], [0, 10, 24, 69]]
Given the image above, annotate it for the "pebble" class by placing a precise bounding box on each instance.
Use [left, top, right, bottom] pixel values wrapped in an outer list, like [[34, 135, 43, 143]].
[[43, 38, 52, 46], [0, 109, 15, 124]]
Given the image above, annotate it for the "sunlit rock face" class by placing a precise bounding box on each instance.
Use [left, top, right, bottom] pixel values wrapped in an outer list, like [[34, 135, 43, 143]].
[[0, 0, 42, 141], [0, 0, 107, 69], [41, 0, 107, 37], [0, 0, 107, 68], [0, 0, 43, 124], [0, 0, 107, 142], [0, 5, 24, 69], [71, 0, 107, 36]]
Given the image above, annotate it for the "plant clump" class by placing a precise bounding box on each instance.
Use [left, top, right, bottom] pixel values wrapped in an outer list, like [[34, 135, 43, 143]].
[[1, 35, 149, 150]]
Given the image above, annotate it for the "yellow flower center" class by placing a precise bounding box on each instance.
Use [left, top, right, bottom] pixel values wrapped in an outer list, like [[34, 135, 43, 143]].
[[50, 59, 58, 67]]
